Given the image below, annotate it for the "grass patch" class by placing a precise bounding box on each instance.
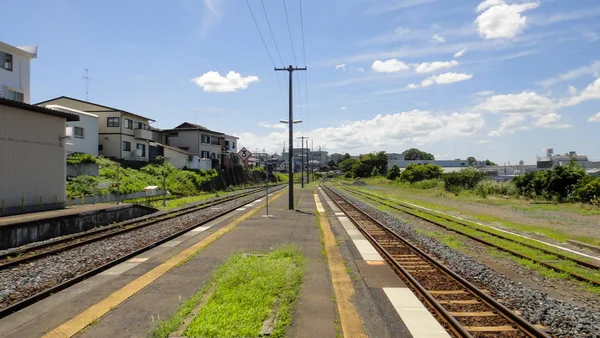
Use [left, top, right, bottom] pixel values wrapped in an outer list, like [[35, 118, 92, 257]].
[[426, 231, 467, 250], [153, 246, 305, 338]]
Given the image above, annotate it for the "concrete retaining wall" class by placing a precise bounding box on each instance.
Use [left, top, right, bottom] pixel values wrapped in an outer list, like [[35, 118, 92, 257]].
[[67, 163, 100, 177], [0, 204, 157, 250]]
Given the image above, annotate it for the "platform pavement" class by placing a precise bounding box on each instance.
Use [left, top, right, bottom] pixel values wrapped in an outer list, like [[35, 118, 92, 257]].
[[0, 185, 447, 338], [0, 203, 134, 227]]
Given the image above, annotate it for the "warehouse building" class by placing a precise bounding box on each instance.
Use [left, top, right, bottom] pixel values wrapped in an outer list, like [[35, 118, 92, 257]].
[[0, 98, 79, 215]]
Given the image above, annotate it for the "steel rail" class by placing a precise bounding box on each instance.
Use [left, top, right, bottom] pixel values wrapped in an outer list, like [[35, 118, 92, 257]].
[[322, 185, 550, 338]]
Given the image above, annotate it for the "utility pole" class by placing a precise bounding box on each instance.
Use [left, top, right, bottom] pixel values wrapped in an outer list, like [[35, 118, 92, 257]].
[[305, 138, 310, 184], [297, 136, 308, 188], [275, 65, 307, 210]]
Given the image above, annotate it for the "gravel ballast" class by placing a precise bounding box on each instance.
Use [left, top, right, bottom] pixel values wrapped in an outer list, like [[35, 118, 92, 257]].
[[331, 185, 600, 338], [0, 187, 282, 311]]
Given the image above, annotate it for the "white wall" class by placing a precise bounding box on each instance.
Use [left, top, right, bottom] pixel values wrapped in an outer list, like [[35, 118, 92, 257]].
[[164, 147, 191, 169], [0, 104, 66, 208], [0, 46, 33, 103], [44, 105, 99, 156]]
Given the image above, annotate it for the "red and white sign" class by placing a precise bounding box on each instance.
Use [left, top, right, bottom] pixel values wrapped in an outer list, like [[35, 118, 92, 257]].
[[238, 147, 252, 161]]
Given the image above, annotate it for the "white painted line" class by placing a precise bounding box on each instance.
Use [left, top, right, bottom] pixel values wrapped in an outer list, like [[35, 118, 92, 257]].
[[100, 262, 141, 276], [159, 240, 183, 248], [236, 208, 247, 211], [314, 194, 325, 213], [191, 226, 211, 232], [388, 198, 600, 261], [319, 190, 383, 261], [255, 199, 263, 202], [383, 287, 450, 338], [127, 258, 148, 263]]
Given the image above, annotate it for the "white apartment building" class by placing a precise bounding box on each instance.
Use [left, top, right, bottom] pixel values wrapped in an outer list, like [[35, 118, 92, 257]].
[[164, 122, 225, 169], [37, 96, 154, 161], [44, 105, 99, 156], [0, 40, 37, 103]]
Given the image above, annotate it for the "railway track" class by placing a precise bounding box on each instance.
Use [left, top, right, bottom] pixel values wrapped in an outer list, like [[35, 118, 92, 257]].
[[338, 185, 600, 287], [0, 185, 284, 318], [0, 186, 275, 270], [321, 185, 550, 338]]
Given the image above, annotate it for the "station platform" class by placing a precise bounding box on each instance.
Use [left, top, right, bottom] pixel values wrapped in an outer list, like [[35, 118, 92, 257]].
[[0, 186, 448, 338], [0, 203, 135, 227]]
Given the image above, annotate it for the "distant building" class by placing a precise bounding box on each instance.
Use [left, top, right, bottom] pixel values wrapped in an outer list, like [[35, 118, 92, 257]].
[[0, 40, 37, 103], [387, 159, 469, 170], [0, 98, 79, 215], [330, 153, 344, 164], [149, 142, 209, 170], [537, 149, 599, 169], [37, 96, 155, 162], [44, 105, 99, 156]]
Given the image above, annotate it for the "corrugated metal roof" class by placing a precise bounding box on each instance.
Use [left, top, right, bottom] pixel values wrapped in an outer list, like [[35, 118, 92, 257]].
[[0, 98, 79, 121]]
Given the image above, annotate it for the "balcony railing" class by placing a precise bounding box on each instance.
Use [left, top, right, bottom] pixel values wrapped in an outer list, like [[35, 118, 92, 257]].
[[134, 128, 152, 140]]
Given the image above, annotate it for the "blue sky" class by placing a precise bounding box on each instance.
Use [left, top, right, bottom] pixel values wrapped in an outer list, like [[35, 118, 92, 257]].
[[3, 0, 600, 164]]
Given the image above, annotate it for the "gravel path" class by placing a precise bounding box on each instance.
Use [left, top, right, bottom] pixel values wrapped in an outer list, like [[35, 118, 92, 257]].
[[0, 188, 281, 310], [331, 185, 600, 338]]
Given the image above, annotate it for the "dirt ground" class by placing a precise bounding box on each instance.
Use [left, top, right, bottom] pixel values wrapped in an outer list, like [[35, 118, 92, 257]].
[[360, 184, 600, 251]]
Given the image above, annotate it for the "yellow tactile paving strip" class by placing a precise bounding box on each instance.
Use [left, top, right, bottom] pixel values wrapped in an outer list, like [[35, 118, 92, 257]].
[[314, 193, 368, 338], [42, 189, 287, 338]]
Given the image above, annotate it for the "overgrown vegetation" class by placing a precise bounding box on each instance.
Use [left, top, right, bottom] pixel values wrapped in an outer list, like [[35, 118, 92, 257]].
[[153, 246, 305, 338], [66, 153, 98, 164], [337, 151, 388, 178], [66, 156, 218, 197]]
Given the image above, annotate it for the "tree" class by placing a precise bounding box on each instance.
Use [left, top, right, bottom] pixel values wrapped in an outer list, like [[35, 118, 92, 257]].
[[327, 160, 336, 169], [343, 153, 351, 161], [402, 148, 435, 160], [400, 164, 443, 183], [338, 158, 359, 174], [387, 165, 401, 180], [485, 159, 497, 166], [467, 156, 476, 166]]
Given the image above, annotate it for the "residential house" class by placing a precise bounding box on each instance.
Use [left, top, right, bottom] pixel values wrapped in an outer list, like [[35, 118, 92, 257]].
[[164, 122, 224, 169], [36, 96, 154, 162], [0, 40, 37, 103], [44, 105, 99, 156], [222, 134, 239, 168], [149, 142, 210, 170], [0, 98, 79, 215]]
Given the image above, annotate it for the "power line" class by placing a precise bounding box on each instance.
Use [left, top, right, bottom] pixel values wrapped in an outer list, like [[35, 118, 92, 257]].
[[283, 0, 298, 66], [245, 0, 276, 67], [245, 0, 287, 117], [298, 0, 309, 131], [260, 0, 284, 67]]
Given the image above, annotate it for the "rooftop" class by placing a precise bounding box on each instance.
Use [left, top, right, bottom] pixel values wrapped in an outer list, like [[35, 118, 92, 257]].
[[0, 98, 79, 121], [164, 122, 224, 135], [0, 40, 37, 58], [36, 96, 155, 122]]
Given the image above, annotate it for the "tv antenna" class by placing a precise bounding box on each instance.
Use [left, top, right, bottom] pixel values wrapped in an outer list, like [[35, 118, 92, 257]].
[[82, 68, 92, 101]]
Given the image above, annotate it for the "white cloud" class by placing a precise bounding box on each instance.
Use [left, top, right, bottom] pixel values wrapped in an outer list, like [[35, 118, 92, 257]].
[[454, 49, 467, 58], [258, 122, 286, 130], [588, 112, 600, 123], [476, 139, 490, 144], [476, 0, 504, 13], [537, 60, 600, 87], [340, 106, 347, 110], [475, 1, 540, 39], [406, 83, 420, 89], [414, 60, 459, 73], [422, 72, 473, 87], [568, 85, 577, 96], [395, 27, 412, 36], [476, 90, 494, 96], [237, 110, 484, 154], [200, 0, 223, 37], [335, 64, 346, 71], [191, 71, 259, 92], [531, 7, 600, 26], [532, 113, 572, 129], [431, 34, 445, 43], [372, 59, 410, 73], [368, 0, 438, 14], [356, 67, 365, 73]]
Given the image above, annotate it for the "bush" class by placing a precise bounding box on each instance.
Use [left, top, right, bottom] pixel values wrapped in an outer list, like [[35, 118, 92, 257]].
[[400, 164, 443, 183], [576, 177, 600, 204], [67, 153, 98, 164], [387, 165, 401, 180], [443, 168, 487, 193], [513, 163, 587, 202], [474, 180, 517, 198]]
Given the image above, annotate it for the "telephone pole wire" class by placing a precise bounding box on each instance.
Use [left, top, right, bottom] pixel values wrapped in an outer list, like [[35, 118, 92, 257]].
[[275, 65, 306, 210]]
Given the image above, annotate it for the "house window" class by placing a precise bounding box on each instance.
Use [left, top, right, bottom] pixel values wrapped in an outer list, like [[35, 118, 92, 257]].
[[201, 134, 210, 144], [5, 89, 24, 102], [98, 144, 103, 151], [124, 118, 133, 129], [123, 141, 131, 152], [232, 142, 236, 149], [137, 122, 147, 130], [73, 126, 84, 138], [0, 52, 12, 71], [107, 117, 120, 127], [136, 143, 146, 157], [201, 151, 210, 158], [211, 136, 220, 145]]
